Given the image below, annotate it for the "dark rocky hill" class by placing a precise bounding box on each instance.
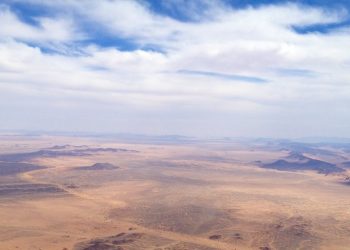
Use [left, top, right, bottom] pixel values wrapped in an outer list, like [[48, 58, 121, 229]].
[[0, 162, 46, 176], [262, 152, 344, 174], [74, 163, 119, 171]]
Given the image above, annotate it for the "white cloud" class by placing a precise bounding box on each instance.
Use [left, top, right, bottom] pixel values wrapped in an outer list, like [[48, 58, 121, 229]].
[[0, 1, 350, 137], [0, 4, 83, 44]]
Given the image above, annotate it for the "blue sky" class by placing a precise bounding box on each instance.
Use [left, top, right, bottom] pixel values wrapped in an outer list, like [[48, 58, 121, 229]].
[[5, 0, 350, 49], [0, 0, 350, 138]]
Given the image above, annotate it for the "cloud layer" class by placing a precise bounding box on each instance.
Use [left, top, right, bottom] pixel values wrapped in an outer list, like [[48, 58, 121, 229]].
[[0, 0, 349, 137]]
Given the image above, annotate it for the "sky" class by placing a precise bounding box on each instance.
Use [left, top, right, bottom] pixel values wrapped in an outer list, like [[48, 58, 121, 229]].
[[0, 0, 350, 138]]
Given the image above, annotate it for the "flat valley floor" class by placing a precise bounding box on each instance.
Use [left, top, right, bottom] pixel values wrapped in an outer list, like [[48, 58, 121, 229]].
[[1, 135, 350, 250]]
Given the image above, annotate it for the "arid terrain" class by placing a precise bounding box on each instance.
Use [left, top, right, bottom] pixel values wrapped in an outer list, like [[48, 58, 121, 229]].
[[1, 134, 350, 250]]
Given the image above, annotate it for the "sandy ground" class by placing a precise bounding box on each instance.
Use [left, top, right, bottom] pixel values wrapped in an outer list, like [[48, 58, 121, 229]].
[[1, 135, 350, 250]]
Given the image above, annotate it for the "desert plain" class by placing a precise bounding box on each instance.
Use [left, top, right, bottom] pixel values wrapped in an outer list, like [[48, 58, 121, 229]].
[[1, 134, 350, 250]]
